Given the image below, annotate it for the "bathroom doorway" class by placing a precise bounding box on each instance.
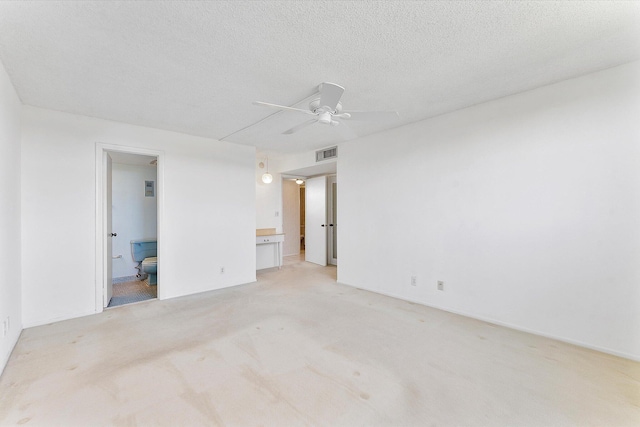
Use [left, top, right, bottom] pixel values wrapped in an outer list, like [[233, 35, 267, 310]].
[[95, 144, 164, 312], [107, 152, 158, 307]]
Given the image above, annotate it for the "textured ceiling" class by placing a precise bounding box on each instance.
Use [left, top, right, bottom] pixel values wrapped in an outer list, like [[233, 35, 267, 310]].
[[0, 1, 639, 153]]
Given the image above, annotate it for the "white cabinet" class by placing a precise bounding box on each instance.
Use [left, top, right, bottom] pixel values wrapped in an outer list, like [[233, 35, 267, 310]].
[[256, 234, 284, 270], [256, 235, 283, 244]]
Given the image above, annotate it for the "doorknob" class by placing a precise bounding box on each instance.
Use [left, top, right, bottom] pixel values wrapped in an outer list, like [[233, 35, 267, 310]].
[[321, 224, 325, 227], [109, 233, 117, 237], [329, 224, 334, 226]]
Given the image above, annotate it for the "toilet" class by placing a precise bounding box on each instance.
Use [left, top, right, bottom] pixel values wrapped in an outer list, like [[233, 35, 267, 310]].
[[130, 239, 157, 285]]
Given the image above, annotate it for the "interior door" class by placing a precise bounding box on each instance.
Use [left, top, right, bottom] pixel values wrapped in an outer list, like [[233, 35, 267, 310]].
[[305, 176, 327, 266], [104, 152, 113, 307], [327, 175, 337, 265]]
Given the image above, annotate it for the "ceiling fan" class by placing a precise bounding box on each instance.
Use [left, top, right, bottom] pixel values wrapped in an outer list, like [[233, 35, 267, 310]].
[[253, 82, 399, 135]]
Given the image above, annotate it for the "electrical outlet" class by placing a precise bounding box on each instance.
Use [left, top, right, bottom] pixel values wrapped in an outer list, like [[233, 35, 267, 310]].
[[410, 276, 417, 286], [437, 281, 444, 291], [220, 267, 225, 274]]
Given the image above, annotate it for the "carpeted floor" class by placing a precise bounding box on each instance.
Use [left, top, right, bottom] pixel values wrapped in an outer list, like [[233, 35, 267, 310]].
[[1, 256, 638, 426], [107, 279, 156, 307]]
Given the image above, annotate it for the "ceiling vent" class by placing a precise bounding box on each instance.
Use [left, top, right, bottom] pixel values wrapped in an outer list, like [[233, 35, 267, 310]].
[[316, 146, 337, 162]]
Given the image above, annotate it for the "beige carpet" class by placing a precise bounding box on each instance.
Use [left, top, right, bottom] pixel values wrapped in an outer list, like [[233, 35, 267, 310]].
[[0, 256, 638, 426]]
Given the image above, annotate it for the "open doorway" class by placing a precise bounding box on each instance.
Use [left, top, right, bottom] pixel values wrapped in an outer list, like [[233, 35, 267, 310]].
[[107, 152, 158, 307], [281, 166, 337, 267], [281, 161, 337, 268], [95, 144, 164, 313], [281, 177, 303, 259]]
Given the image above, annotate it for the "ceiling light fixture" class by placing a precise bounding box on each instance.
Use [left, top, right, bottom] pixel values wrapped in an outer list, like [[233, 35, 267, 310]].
[[261, 156, 273, 184], [295, 178, 304, 185]]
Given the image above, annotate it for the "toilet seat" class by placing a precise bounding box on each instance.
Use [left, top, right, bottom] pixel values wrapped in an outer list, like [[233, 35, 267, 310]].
[[141, 257, 157, 274]]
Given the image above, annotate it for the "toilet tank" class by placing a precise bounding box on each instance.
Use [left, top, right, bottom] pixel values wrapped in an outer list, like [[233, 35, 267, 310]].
[[130, 239, 157, 262]]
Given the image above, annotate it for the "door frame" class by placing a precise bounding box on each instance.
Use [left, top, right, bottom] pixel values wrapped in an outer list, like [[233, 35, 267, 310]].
[[105, 152, 113, 307], [94, 143, 165, 313]]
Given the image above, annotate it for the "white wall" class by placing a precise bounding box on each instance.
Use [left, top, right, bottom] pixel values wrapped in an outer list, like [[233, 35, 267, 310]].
[[0, 60, 22, 374], [277, 150, 319, 173], [338, 61, 640, 360], [111, 163, 157, 278], [255, 154, 282, 233], [21, 107, 256, 327], [282, 179, 301, 256]]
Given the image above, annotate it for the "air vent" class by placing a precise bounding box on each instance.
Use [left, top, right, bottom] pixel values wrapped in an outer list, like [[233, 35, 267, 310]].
[[316, 146, 337, 162]]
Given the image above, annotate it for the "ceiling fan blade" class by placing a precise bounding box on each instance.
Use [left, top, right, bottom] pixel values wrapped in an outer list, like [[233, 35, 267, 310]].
[[341, 111, 400, 121], [333, 119, 358, 141], [283, 119, 317, 135], [253, 101, 315, 115], [319, 82, 345, 111]]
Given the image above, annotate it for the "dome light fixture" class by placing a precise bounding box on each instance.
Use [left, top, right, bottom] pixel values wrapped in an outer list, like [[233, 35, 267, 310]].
[[295, 178, 304, 185], [261, 156, 273, 184]]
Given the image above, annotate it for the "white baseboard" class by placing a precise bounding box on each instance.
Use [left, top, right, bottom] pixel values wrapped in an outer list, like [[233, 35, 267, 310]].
[[0, 327, 22, 377], [22, 308, 99, 329]]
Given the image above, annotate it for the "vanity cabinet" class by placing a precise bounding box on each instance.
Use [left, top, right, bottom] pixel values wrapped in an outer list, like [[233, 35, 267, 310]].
[[256, 233, 284, 270]]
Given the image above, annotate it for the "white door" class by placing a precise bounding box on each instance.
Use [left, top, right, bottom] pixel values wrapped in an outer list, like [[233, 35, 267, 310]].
[[305, 176, 327, 266], [104, 152, 113, 307], [327, 175, 337, 266]]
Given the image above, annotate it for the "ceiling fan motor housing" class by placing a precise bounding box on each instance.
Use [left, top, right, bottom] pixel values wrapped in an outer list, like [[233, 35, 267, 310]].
[[318, 111, 333, 124], [309, 99, 343, 115]]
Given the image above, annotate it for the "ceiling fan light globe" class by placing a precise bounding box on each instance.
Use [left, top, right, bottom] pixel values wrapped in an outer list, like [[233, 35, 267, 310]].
[[262, 173, 273, 184], [295, 179, 304, 185]]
